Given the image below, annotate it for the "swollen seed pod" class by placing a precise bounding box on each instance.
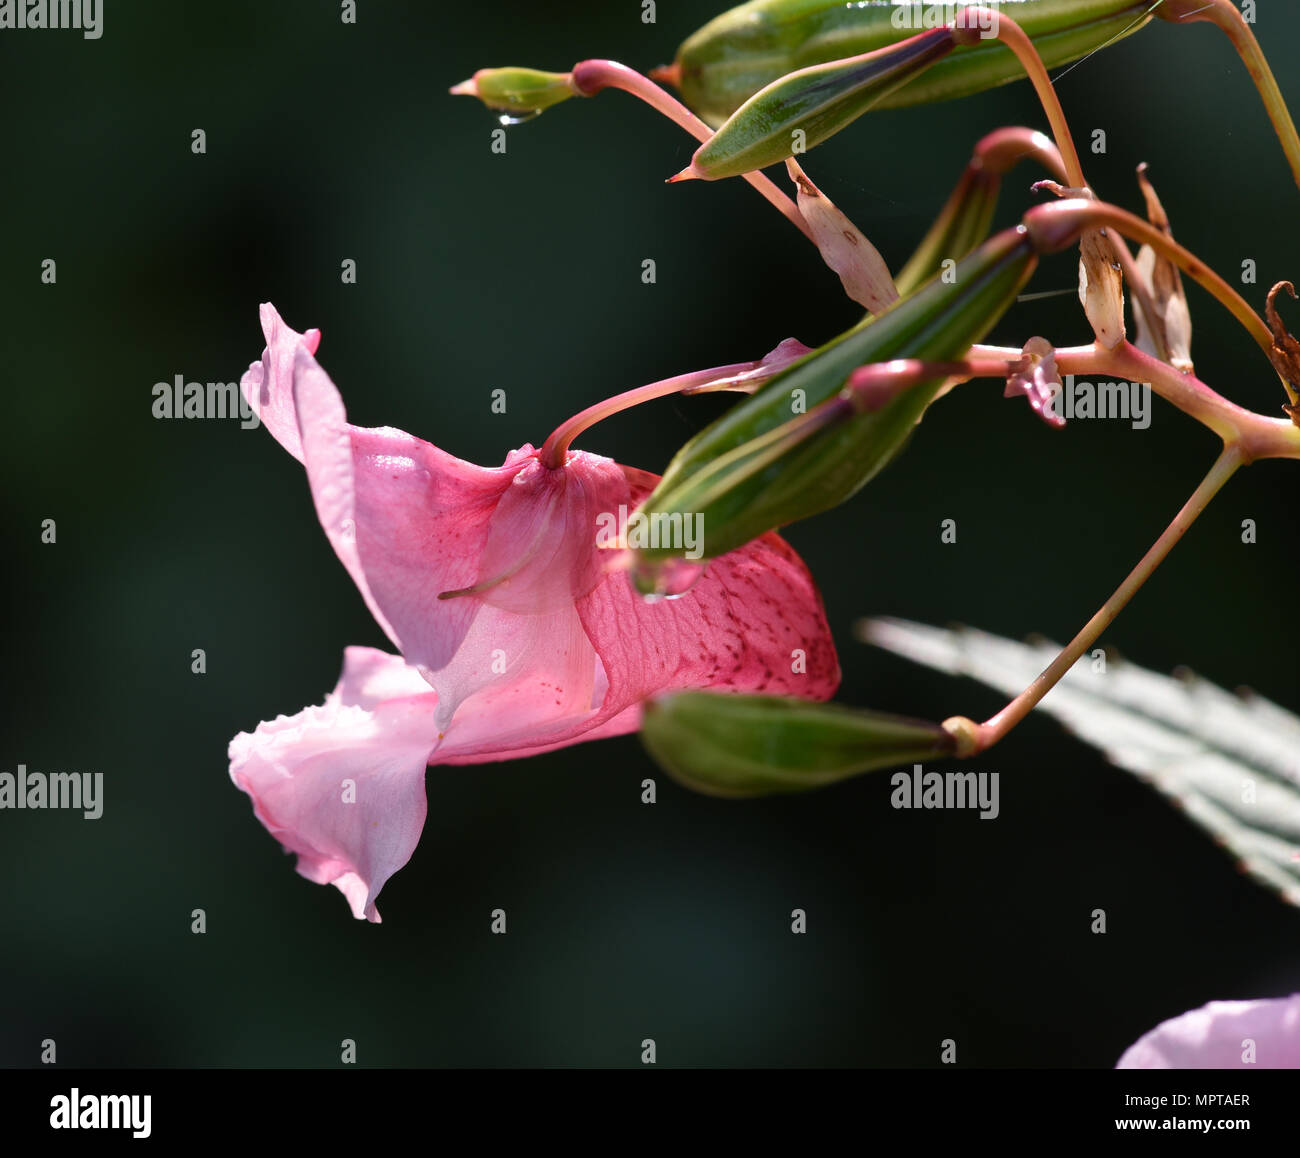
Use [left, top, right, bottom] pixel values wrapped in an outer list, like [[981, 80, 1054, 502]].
[[664, 0, 1156, 129], [642, 692, 958, 798], [631, 225, 1039, 566]]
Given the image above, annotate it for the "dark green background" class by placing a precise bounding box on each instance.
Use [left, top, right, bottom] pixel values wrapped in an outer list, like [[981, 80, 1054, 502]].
[[4, 0, 1298, 1067]]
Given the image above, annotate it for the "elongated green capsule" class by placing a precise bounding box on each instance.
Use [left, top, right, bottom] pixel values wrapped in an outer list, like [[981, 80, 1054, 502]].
[[663, 0, 1155, 128], [642, 692, 957, 798], [632, 225, 1037, 566], [679, 25, 974, 180]]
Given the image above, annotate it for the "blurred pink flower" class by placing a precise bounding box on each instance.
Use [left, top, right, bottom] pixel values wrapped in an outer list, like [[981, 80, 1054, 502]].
[[1117, 994, 1300, 1068], [230, 304, 840, 921]]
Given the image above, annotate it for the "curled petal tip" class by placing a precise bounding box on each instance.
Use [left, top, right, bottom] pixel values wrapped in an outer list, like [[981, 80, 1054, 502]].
[[449, 77, 478, 97], [666, 167, 698, 184]]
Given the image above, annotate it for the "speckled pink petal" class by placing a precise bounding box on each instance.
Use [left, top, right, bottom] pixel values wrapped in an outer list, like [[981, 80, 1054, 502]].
[[577, 467, 840, 707], [1116, 994, 1300, 1069]]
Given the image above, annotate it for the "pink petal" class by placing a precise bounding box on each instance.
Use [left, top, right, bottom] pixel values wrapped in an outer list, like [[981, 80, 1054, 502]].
[[230, 647, 645, 920], [1117, 994, 1300, 1068], [579, 465, 840, 707], [239, 303, 322, 463], [229, 647, 439, 923], [1004, 336, 1066, 428]]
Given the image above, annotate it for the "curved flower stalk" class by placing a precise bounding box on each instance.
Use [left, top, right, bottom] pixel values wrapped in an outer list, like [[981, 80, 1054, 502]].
[[230, 305, 840, 921], [1117, 994, 1300, 1069]]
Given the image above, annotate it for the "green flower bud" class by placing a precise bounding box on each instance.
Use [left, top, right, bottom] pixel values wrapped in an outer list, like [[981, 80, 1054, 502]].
[[450, 67, 576, 117], [642, 691, 957, 798]]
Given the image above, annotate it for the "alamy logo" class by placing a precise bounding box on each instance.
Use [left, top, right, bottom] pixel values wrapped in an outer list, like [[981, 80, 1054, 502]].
[[1049, 375, 1151, 429], [891, 2, 1000, 37], [595, 504, 704, 560], [0, 765, 103, 819], [0, 0, 103, 39], [891, 764, 1000, 819], [50, 1089, 150, 1139], [152, 375, 261, 429]]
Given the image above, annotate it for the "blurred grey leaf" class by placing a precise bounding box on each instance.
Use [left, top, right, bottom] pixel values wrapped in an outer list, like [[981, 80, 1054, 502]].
[[859, 618, 1300, 907]]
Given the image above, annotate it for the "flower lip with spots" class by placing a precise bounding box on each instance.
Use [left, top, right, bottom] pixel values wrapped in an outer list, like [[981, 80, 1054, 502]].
[[230, 304, 840, 921]]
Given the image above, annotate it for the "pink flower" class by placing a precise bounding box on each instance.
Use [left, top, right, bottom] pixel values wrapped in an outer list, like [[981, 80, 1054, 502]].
[[1117, 994, 1300, 1068], [230, 305, 840, 921]]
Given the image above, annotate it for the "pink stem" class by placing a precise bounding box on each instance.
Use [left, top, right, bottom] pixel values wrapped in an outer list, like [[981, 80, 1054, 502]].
[[961, 7, 1086, 188], [540, 359, 759, 469], [948, 444, 1244, 756], [969, 341, 1300, 460], [569, 60, 815, 242]]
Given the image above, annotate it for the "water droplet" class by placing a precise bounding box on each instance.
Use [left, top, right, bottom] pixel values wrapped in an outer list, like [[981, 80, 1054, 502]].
[[498, 110, 543, 126], [629, 556, 707, 601]]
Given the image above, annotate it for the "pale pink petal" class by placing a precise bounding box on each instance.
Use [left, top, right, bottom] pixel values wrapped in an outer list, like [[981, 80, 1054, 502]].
[[419, 451, 622, 732], [230, 648, 645, 920], [239, 303, 322, 463], [1117, 995, 1300, 1069], [292, 349, 622, 735], [229, 647, 439, 923]]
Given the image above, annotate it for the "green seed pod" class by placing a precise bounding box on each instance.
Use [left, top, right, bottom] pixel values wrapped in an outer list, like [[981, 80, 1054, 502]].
[[666, 0, 1155, 129], [629, 224, 1034, 571], [681, 25, 968, 180], [642, 691, 957, 798], [632, 225, 1038, 566]]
